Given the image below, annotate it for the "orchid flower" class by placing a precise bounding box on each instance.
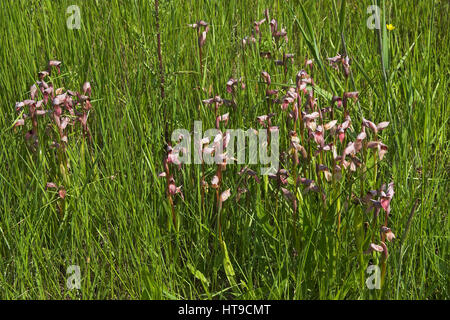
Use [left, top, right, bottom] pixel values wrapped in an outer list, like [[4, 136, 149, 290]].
[[367, 141, 388, 160], [342, 154, 362, 172], [312, 125, 324, 147], [242, 35, 257, 46], [219, 188, 231, 203], [226, 78, 238, 94], [298, 177, 320, 193], [281, 88, 297, 110], [256, 113, 275, 127], [362, 118, 389, 135], [253, 18, 266, 35], [317, 164, 332, 182], [364, 243, 384, 254], [380, 226, 396, 242], [236, 187, 248, 202], [336, 115, 352, 143], [45, 182, 66, 199], [216, 113, 229, 128], [268, 169, 289, 186], [38, 70, 49, 80], [290, 134, 307, 159], [198, 25, 210, 48], [261, 71, 271, 86], [380, 182, 394, 215], [48, 60, 62, 74], [238, 166, 261, 183], [83, 82, 92, 97], [323, 120, 338, 131], [331, 95, 343, 108], [168, 175, 184, 200], [305, 59, 314, 68], [327, 54, 350, 77]]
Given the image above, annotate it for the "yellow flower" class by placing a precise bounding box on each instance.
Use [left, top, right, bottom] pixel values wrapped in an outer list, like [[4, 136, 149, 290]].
[[386, 24, 395, 31]]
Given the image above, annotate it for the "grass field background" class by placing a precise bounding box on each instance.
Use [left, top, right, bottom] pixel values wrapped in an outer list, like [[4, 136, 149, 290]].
[[0, 0, 448, 299]]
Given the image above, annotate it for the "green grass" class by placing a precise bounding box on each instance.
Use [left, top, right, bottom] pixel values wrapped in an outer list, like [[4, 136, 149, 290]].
[[0, 0, 448, 299]]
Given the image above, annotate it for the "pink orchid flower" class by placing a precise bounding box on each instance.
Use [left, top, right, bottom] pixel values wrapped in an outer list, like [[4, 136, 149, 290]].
[[380, 226, 396, 242]]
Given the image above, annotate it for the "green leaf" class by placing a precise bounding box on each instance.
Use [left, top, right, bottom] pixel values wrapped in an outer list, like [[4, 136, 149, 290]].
[[381, 0, 390, 75], [287, 1, 335, 93], [339, 0, 346, 34], [221, 240, 237, 288], [187, 263, 210, 287]]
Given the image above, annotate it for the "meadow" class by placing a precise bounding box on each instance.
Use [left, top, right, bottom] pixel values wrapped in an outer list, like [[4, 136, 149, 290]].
[[0, 0, 448, 299]]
